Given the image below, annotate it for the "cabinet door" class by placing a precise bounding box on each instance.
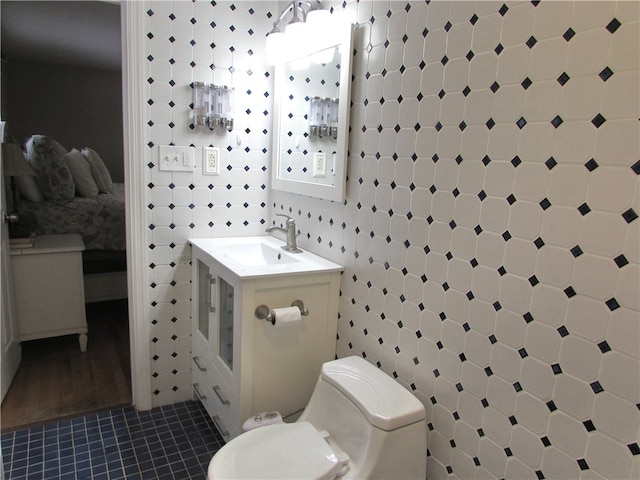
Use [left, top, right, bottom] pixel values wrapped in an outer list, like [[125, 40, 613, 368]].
[[193, 258, 216, 355], [217, 275, 234, 370], [210, 267, 243, 397], [193, 255, 236, 376]]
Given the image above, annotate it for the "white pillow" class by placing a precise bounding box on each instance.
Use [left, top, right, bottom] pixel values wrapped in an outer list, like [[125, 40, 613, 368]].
[[64, 149, 99, 198], [24, 135, 75, 202], [81, 147, 113, 193]]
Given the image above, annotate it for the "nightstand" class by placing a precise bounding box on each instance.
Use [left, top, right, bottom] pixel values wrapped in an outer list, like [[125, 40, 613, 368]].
[[10, 234, 88, 351]]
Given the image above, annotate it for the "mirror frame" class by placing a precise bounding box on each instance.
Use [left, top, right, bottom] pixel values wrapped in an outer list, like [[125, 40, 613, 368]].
[[271, 23, 355, 202]]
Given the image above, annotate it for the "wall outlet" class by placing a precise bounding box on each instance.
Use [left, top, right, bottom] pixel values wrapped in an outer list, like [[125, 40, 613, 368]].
[[158, 145, 194, 172], [313, 152, 327, 177], [203, 147, 220, 175]]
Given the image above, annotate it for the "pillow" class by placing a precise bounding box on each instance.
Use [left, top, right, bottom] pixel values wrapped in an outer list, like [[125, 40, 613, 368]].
[[81, 147, 113, 193], [15, 175, 43, 202], [64, 149, 99, 198], [24, 135, 75, 202]]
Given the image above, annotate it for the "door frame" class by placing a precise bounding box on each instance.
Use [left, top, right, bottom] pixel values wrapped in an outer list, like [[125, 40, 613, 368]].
[[122, 1, 151, 410], [0, 122, 22, 402], [0, 2, 153, 410]]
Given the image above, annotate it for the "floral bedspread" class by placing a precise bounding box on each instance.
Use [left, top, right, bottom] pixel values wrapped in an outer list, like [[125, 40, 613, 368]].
[[17, 183, 126, 250]]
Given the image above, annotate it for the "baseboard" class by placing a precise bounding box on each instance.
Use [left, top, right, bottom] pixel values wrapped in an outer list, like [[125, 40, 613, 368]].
[[84, 271, 128, 303]]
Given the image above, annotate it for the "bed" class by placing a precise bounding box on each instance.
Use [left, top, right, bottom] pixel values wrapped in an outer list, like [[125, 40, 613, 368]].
[[17, 182, 126, 251], [13, 135, 127, 302]]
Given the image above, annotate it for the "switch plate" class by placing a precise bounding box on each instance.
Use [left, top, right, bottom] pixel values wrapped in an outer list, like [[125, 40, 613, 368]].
[[203, 147, 220, 175], [313, 152, 327, 177], [158, 145, 194, 172]]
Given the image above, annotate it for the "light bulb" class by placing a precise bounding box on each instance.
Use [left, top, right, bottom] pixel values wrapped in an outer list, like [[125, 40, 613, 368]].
[[306, 8, 331, 29], [285, 20, 306, 44], [284, 20, 308, 62], [265, 29, 285, 65]]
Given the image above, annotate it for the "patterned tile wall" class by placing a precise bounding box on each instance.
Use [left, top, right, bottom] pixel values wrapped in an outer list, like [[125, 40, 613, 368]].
[[142, 0, 276, 406], [141, 1, 639, 479], [273, 1, 640, 479]]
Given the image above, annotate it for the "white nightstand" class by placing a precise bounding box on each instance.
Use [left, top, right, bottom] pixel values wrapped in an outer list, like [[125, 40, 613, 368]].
[[10, 234, 88, 351]]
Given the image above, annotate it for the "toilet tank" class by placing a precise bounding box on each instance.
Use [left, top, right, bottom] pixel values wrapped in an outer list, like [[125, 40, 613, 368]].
[[320, 356, 425, 430], [298, 356, 426, 478]]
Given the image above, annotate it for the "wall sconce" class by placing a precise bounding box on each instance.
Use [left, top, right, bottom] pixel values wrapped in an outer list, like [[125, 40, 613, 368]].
[[265, 1, 333, 65], [309, 97, 339, 139], [193, 82, 234, 132]]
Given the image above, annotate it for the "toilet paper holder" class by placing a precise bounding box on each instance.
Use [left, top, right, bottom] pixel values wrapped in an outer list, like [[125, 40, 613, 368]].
[[255, 300, 309, 325]]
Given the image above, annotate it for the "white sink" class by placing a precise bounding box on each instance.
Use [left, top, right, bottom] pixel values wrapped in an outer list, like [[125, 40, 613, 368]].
[[219, 242, 300, 266], [189, 236, 343, 278]]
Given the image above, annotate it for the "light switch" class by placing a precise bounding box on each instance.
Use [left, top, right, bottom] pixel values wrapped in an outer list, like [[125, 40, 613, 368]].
[[158, 145, 194, 172]]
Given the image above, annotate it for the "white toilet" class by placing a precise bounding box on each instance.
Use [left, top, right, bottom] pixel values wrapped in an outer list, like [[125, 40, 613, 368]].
[[208, 356, 427, 479]]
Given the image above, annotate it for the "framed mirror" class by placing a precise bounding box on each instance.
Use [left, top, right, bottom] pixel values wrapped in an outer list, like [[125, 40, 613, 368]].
[[271, 23, 354, 202]]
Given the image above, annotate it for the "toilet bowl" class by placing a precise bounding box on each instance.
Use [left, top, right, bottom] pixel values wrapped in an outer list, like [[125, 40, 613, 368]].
[[208, 356, 427, 479]]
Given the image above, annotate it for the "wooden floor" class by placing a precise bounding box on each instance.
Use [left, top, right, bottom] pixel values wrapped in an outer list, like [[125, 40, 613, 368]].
[[1, 299, 131, 432]]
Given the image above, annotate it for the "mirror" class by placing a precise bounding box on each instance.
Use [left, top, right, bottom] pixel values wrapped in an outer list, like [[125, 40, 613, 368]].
[[271, 23, 354, 202]]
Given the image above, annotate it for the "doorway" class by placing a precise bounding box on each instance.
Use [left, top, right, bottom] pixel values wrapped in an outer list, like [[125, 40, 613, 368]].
[[0, 1, 134, 429]]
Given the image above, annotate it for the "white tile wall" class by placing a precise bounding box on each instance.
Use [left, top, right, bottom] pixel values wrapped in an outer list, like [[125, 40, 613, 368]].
[[143, 0, 275, 406], [141, 1, 639, 478]]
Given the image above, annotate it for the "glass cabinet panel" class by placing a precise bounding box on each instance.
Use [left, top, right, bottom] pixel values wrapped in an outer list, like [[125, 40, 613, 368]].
[[218, 276, 234, 369], [197, 260, 211, 340]]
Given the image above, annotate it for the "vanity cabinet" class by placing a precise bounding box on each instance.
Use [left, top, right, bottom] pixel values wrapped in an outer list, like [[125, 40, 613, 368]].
[[191, 255, 240, 439], [190, 237, 342, 440]]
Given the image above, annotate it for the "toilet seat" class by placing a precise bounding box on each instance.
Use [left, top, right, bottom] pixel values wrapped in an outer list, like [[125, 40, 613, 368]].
[[208, 422, 348, 480]]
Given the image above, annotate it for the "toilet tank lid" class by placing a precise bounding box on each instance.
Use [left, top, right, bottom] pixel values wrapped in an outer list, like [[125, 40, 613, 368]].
[[321, 356, 426, 431]]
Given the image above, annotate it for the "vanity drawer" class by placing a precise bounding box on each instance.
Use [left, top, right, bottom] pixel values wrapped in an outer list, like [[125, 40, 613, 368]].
[[191, 366, 210, 412], [208, 402, 239, 440], [206, 360, 238, 411], [207, 370, 235, 409], [192, 353, 238, 421], [195, 391, 237, 440], [193, 370, 238, 439]]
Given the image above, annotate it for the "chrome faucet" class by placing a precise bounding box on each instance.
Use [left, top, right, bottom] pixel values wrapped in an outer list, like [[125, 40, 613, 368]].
[[265, 214, 302, 253]]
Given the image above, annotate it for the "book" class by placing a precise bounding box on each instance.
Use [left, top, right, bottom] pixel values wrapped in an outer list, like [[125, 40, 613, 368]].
[[10, 237, 34, 248]]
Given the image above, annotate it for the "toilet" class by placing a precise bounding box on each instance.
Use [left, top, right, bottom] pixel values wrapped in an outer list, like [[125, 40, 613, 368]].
[[208, 356, 427, 479]]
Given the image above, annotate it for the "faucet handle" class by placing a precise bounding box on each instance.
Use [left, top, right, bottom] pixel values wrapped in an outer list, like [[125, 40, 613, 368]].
[[276, 213, 295, 224]]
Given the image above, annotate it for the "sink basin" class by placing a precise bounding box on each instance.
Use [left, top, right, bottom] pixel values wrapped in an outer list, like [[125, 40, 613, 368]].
[[189, 236, 343, 278], [219, 242, 300, 266]]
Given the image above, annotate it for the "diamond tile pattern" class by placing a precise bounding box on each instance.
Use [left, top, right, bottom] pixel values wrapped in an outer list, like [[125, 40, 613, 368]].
[[142, 1, 274, 407], [140, 1, 639, 479]]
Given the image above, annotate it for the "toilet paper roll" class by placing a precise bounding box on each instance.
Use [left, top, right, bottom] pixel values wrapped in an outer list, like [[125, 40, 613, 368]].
[[272, 306, 302, 327]]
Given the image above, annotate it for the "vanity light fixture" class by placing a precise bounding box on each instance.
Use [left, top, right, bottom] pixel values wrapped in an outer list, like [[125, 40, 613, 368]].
[[193, 82, 234, 132], [265, 1, 334, 66]]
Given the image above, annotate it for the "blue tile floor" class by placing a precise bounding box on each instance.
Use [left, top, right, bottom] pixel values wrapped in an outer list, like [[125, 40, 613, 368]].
[[1, 400, 224, 480]]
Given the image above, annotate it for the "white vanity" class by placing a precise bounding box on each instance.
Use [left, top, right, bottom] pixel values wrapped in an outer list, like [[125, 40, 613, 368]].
[[189, 236, 342, 440]]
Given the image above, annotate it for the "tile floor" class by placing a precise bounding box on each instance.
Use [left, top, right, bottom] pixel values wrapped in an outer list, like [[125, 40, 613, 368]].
[[1, 400, 224, 480]]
